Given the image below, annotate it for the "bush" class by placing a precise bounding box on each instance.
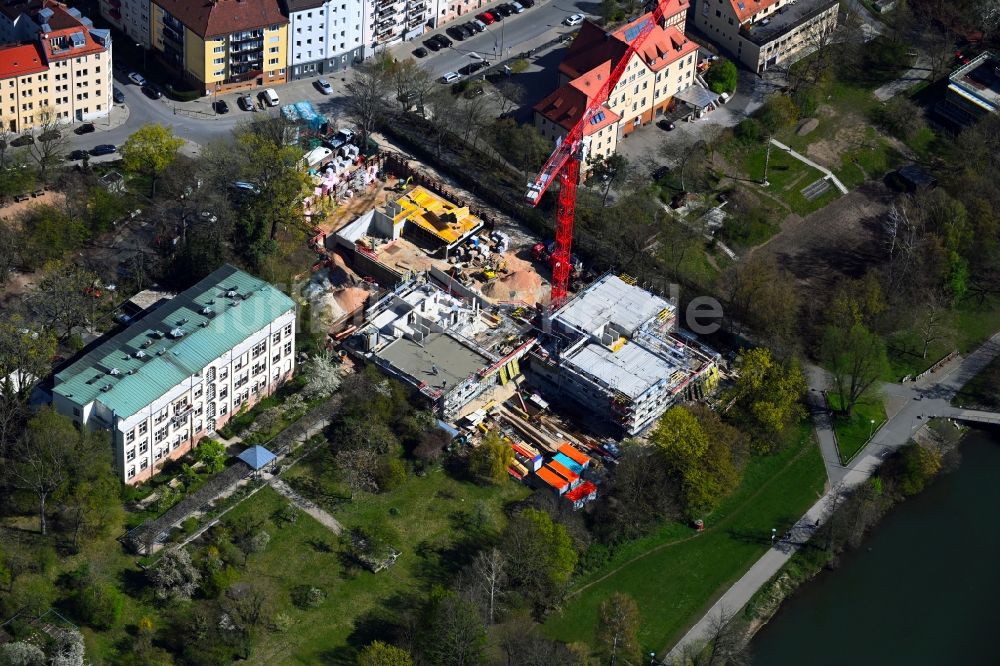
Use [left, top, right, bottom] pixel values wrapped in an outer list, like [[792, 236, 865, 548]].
[[165, 84, 203, 102], [705, 58, 738, 94], [755, 95, 798, 134], [271, 611, 293, 633], [291, 585, 326, 609], [792, 86, 821, 118], [181, 516, 200, 535], [873, 97, 926, 141], [201, 565, 239, 599], [735, 118, 764, 145], [375, 456, 407, 492], [73, 581, 124, 629]]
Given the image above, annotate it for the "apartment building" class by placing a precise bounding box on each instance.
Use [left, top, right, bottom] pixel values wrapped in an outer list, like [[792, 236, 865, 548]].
[[51, 265, 296, 485], [151, 0, 289, 94], [529, 275, 719, 436], [691, 0, 838, 73], [938, 51, 1000, 127], [282, 0, 363, 79], [0, 0, 111, 132], [98, 0, 149, 47], [533, 0, 699, 169], [363, 0, 429, 51]]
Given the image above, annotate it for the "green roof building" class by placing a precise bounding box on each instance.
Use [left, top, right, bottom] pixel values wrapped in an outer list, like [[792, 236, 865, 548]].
[[52, 265, 297, 484]]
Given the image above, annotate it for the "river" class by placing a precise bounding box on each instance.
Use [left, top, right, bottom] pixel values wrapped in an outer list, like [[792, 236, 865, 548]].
[[750, 429, 1000, 666]]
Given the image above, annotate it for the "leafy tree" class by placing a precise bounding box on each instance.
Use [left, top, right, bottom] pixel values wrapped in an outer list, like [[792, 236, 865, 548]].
[[596, 592, 641, 666], [0, 315, 55, 404], [874, 96, 926, 141], [4, 408, 78, 534], [61, 449, 123, 550], [822, 323, 889, 416], [375, 455, 407, 492], [501, 508, 577, 608], [72, 578, 124, 629], [705, 58, 738, 94], [728, 348, 806, 447], [755, 94, 798, 133], [18, 205, 88, 269], [467, 431, 513, 485], [495, 614, 595, 666], [24, 263, 100, 340], [422, 594, 486, 666], [148, 548, 201, 600], [897, 443, 942, 496], [85, 186, 131, 234], [723, 255, 800, 350], [357, 641, 413, 666], [652, 406, 741, 515], [592, 442, 681, 541], [121, 124, 185, 196], [196, 439, 227, 474], [224, 583, 270, 659]]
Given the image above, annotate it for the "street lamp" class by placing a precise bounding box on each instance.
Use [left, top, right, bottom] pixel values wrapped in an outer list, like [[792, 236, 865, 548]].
[[649, 651, 657, 665], [770, 528, 777, 545], [135, 42, 146, 73], [869, 418, 876, 440]]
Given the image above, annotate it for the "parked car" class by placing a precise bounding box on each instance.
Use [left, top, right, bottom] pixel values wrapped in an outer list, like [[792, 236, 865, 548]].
[[424, 38, 443, 51], [439, 71, 461, 84], [413, 46, 429, 58], [74, 122, 95, 135], [259, 88, 280, 107], [458, 23, 475, 37], [657, 119, 675, 131], [471, 18, 488, 31], [66, 149, 88, 161], [10, 134, 33, 147], [90, 144, 117, 156], [446, 26, 466, 41], [213, 99, 230, 114], [520, 0, 535, 7], [112, 87, 125, 104], [127, 71, 146, 86], [564, 13, 584, 25], [511, 2, 526, 12], [495, 3, 514, 17], [237, 94, 254, 111], [434, 33, 453, 48], [315, 78, 333, 94], [141, 84, 162, 99], [477, 11, 496, 24], [459, 61, 488, 75], [466, 20, 484, 33]]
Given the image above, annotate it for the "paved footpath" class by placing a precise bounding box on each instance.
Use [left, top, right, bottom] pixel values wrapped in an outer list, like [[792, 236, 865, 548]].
[[663, 331, 1000, 663], [770, 138, 849, 194]]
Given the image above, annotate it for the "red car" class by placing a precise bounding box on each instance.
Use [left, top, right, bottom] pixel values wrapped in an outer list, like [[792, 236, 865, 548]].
[[477, 11, 496, 24]]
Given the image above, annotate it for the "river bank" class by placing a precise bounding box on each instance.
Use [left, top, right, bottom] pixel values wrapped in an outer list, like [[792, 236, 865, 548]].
[[744, 422, 998, 664]]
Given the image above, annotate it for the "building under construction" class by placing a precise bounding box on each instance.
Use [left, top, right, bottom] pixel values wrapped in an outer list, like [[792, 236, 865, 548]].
[[530, 274, 720, 436], [345, 276, 536, 420]]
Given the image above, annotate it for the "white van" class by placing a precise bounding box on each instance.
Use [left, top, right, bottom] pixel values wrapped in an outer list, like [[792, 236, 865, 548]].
[[260, 88, 279, 107]]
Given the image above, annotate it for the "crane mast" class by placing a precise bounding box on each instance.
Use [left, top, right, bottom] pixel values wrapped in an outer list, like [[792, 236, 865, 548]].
[[526, 0, 671, 306]]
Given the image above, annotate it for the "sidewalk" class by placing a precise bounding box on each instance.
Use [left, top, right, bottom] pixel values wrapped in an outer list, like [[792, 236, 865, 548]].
[[770, 138, 849, 194]]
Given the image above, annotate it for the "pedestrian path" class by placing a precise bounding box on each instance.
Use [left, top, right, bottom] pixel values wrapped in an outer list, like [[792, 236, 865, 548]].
[[770, 138, 849, 194], [664, 331, 1000, 662], [269, 477, 343, 535]]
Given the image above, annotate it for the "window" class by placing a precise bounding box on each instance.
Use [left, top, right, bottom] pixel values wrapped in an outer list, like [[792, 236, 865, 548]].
[[139, 421, 148, 434], [268, 57, 280, 65], [272, 332, 280, 344], [269, 46, 279, 53], [140, 459, 148, 470], [194, 387, 203, 399], [220, 387, 228, 400], [220, 403, 228, 415], [126, 449, 136, 462], [128, 466, 136, 478], [213, 57, 224, 64], [283, 341, 292, 356], [155, 427, 166, 442], [126, 430, 135, 443], [139, 441, 149, 453]]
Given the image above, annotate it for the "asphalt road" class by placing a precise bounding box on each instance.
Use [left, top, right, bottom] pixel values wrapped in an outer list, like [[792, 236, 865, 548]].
[[388, 0, 594, 79]]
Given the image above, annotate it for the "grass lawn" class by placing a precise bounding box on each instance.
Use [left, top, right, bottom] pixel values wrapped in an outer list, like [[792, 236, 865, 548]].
[[952, 355, 1000, 409], [826, 393, 887, 463], [542, 421, 826, 656], [232, 465, 530, 664], [742, 144, 841, 216]]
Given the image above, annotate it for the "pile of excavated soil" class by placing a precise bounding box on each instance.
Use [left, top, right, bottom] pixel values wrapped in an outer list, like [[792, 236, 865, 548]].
[[481, 252, 544, 304], [796, 118, 819, 136]]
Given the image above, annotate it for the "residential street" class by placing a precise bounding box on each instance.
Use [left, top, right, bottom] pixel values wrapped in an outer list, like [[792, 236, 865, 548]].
[[664, 331, 1000, 662]]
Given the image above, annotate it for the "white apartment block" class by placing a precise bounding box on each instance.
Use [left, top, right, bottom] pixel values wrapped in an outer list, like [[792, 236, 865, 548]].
[[52, 265, 296, 485], [692, 0, 838, 73], [0, 0, 112, 132], [283, 0, 364, 79], [363, 0, 429, 51]]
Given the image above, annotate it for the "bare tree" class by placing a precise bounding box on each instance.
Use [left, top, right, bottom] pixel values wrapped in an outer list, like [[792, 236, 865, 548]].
[[672, 607, 749, 666], [336, 447, 382, 494], [495, 80, 526, 117], [24, 263, 101, 340], [597, 592, 641, 666], [224, 583, 270, 659], [0, 117, 14, 168], [882, 203, 920, 290], [4, 408, 76, 534], [468, 547, 508, 624], [345, 57, 391, 147], [915, 291, 952, 359], [26, 106, 68, 182]]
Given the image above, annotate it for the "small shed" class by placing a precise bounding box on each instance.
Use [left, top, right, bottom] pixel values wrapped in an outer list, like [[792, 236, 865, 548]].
[[99, 170, 126, 193], [890, 164, 938, 192]]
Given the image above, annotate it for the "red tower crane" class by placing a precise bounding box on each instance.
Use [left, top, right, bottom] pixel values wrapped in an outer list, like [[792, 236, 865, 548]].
[[526, 1, 673, 306]]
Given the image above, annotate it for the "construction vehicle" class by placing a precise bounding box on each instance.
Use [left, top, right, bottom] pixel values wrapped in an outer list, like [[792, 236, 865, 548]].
[[525, 0, 672, 306], [531, 241, 582, 280]]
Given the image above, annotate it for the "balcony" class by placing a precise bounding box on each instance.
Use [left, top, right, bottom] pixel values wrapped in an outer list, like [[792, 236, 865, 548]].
[[225, 68, 263, 83], [163, 25, 183, 45], [231, 40, 263, 53], [408, 2, 425, 12], [231, 29, 264, 42], [230, 54, 263, 66]]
